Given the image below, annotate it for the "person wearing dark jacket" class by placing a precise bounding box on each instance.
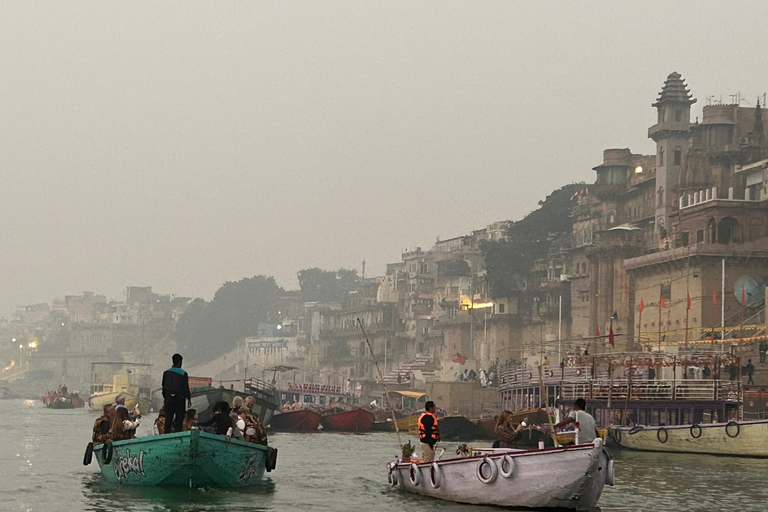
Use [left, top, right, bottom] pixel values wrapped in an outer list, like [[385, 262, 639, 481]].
[[162, 353, 191, 434], [199, 401, 235, 436]]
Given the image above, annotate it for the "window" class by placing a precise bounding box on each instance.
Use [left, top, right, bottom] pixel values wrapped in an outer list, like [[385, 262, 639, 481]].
[[498, 303, 505, 314], [675, 109, 682, 122], [680, 231, 689, 246], [579, 291, 590, 303], [696, 229, 704, 243], [659, 147, 665, 166], [674, 147, 682, 166], [660, 283, 671, 303]]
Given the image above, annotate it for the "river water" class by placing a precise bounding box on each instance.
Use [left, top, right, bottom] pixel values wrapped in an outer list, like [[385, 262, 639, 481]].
[[1, 399, 766, 512]]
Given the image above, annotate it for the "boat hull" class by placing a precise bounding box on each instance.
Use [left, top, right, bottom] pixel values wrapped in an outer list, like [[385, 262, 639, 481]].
[[90, 392, 150, 415], [390, 439, 611, 511], [320, 408, 375, 432], [270, 409, 321, 432], [610, 420, 768, 457], [92, 429, 274, 487]]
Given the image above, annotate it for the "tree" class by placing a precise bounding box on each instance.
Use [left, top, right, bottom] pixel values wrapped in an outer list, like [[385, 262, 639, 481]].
[[173, 276, 283, 364], [297, 268, 360, 304]]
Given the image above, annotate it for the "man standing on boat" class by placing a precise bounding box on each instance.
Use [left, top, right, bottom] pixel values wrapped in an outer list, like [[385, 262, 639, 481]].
[[551, 398, 599, 444], [418, 401, 440, 462], [162, 354, 191, 434]]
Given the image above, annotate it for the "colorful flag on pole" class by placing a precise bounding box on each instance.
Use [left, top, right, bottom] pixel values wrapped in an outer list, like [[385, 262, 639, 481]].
[[660, 296, 667, 309], [687, 293, 691, 310], [608, 324, 615, 347], [595, 326, 600, 337], [713, 290, 717, 305], [639, 298, 645, 313], [742, 286, 746, 305], [452, 353, 467, 365]]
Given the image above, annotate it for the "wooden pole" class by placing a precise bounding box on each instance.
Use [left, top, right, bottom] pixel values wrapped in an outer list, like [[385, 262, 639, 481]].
[[658, 303, 663, 353], [358, 319, 403, 449], [537, 365, 559, 447]]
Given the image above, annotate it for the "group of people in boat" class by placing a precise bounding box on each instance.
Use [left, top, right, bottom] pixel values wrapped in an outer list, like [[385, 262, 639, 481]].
[[91, 353, 267, 446]]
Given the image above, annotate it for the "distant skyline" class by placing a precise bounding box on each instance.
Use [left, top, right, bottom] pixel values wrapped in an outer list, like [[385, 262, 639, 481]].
[[3, 2, 768, 315]]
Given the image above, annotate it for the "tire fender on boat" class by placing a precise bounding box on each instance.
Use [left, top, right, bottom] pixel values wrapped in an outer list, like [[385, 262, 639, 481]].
[[499, 454, 515, 479], [430, 462, 441, 489], [690, 424, 702, 439], [726, 421, 740, 438], [391, 464, 399, 486], [657, 427, 668, 444], [477, 456, 498, 484], [628, 425, 643, 435], [265, 447, 278, 472], [613, 427, 622, 444], [605, 459, 615, 486], [409, 463, 421, 487], [83, 442, 94, 466], [102, 441, 113, 465]]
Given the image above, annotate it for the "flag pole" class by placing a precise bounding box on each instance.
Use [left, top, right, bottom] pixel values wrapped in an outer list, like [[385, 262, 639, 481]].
[[712, 291, 717, 349], [685, 294, 690, 350], [658, 300, 663, 353]]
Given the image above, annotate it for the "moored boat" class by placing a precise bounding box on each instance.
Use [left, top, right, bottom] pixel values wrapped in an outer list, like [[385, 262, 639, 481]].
[[269, 408, 321, 432], [89, 362, 153, 414], [86, 428, 277, 487], [610, 420, 768, 457], [320, 408, 375, 432], [388, 439, 613, 510]]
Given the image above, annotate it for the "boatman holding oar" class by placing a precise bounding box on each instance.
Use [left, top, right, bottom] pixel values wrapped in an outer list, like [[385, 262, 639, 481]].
[[162, 353, 191, 434], [418, 401, 440, 462]]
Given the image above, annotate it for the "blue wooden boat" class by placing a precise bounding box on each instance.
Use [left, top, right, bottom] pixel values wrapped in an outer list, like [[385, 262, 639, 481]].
[[88, 428, 277, 487]]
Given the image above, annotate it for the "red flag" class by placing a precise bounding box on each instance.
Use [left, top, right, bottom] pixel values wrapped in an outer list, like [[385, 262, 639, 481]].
[[713, 290, 717, 305], [687, 293, 691, 310], [595, 326, 601, 336], [742, 286, 746, 305], [660, 296, 667, 309], [639, 298, 645, 313], [452, 353, 467, 365], [608, 324, 615, 347]]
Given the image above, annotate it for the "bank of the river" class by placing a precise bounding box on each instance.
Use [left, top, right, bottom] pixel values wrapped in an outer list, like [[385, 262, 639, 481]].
[[1, 399, 767, 511]]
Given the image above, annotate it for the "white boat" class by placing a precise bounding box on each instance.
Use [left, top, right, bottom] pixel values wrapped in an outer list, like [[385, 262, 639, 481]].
[[387, 439, 613, 510], [610, 419, 768, 457]]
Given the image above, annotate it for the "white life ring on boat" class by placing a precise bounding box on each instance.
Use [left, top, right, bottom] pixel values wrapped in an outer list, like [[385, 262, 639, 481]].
[[409, 463, 421, 486], [499, 454, 515, 479], [605, 459, 615, 486], [477, 456, 498, 484], [430, 462, 442, 489]]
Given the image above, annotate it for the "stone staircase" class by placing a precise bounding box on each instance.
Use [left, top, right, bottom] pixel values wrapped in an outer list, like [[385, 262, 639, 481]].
[[382, 353, 435, 385]]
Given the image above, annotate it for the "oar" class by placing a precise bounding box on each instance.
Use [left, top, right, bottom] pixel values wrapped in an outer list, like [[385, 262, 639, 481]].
[[358, 319, 404, 450], [538, 365, 560, 447]]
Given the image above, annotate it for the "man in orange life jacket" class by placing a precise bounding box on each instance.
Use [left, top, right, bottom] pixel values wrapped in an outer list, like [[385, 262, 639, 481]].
[[418, 400, 440, 462]]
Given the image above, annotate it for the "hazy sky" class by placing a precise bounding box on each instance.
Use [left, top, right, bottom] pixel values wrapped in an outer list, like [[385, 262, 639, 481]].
[[2, 1, 768, 314]]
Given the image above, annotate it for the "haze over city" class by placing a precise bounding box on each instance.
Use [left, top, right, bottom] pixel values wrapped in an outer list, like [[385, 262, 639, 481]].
[[3, 1, 768, 315]]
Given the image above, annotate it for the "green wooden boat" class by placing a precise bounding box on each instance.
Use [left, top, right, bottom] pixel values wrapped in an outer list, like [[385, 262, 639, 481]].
[[89, 428, 277, 487]]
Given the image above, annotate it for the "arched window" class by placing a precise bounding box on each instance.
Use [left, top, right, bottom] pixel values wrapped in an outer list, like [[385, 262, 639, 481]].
[[675, 109, 682, 122], [718, 217, 738, 244], [708, 218, 716, 243], [659, 147, 665, 166], [674, 147, 682, 166]]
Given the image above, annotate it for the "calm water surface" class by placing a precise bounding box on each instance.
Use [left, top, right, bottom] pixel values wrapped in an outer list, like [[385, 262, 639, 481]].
[[1, 399, 766, 511]]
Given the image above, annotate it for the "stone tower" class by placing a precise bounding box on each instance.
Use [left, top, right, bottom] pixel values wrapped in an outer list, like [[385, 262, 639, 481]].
[[648, 72, 696, 240]]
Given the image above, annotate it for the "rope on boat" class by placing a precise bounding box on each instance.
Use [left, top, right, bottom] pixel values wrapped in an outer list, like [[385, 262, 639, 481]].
[[357, 318, 404, 450]]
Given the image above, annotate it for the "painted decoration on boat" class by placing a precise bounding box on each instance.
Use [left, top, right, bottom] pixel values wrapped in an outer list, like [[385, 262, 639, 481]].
[[113, 448, 146, 482], [236, 454, 262, 484]]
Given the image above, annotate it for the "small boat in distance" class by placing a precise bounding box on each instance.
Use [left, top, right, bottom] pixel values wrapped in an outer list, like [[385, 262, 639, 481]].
[[89, 362, 152, 414], [86, 427, 277, 487], [320, 407, 375, 433], [269, 408, 321, 432], [42, 387, 85, 409], [388, 439, 613, 510]]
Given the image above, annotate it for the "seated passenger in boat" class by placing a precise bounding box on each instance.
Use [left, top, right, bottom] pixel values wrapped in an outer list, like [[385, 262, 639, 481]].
[[199, 401, 235, 436], [494, 411, 525, 448], [153, 406, 166, 435], [552, 398, 599, 444], [238, 408, 268, 445], [110, 406, 142, 441], [182, 409, 198, 431], [92, 403, 113, 444]]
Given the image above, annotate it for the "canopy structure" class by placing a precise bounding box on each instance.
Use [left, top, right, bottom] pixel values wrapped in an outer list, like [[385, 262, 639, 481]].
[[387, 391, 427, 400]]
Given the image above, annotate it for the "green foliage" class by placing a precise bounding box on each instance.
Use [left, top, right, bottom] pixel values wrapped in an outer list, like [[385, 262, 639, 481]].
[[482, 183, 584, 299], [401, 440, 415, 459], [172, 276, 283, 364], [297, 267, 360, 304]]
